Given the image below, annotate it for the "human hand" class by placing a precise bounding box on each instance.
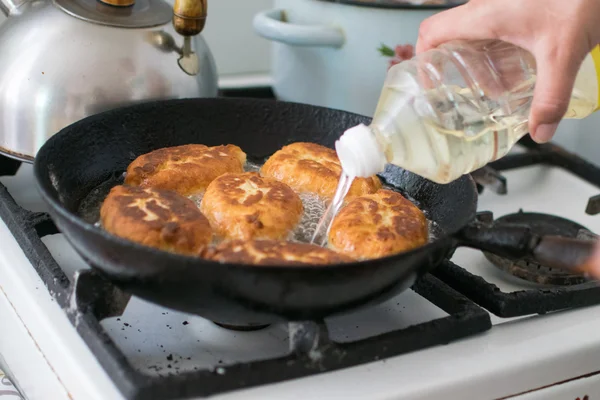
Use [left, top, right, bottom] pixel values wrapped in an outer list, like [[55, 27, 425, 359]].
[[416, 0, 600, 143]]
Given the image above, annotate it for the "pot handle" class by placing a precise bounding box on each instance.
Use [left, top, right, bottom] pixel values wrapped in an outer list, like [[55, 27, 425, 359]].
[[253, 9, 345, 48], [457, 222, 597, 275]]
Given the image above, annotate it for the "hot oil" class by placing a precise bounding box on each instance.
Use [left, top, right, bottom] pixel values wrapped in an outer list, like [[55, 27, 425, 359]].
[[291, 193, 328, 244], [78, 172, 125, 225], [244, 160, 262, 173], [77, 160, 439, 247], [189, 194, 204, 208]]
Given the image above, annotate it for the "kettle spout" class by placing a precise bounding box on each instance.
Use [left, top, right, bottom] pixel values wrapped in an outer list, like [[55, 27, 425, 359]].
[[0, 0, 28, 16]]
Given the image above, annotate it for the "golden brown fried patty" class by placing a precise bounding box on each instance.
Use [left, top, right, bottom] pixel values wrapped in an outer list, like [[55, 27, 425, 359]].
[[260, 142, 381, 200], [100, 185, 213, 255], [124, 144, 246, 197], [328, 189, 428, 260], [203, 239, 353, 266], [200, 172, 303, 240]]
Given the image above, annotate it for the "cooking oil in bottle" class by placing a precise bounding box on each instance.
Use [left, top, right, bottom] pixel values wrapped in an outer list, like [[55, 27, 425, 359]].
[[335, 40, 600, 183]]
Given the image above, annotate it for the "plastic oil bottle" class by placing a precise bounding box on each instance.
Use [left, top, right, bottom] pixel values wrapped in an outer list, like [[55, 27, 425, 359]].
[[310, 39, 600, 245], [335, 39, 600, 184]]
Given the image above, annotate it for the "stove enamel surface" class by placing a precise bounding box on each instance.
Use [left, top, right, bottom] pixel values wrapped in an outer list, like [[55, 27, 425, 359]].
[[2, 140, 600, 400]]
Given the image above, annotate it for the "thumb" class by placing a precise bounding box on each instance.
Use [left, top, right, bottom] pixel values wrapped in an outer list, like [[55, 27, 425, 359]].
[[529, 46, 585, 143]]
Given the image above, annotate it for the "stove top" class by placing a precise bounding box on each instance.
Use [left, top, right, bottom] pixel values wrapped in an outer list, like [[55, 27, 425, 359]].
[[443, 139, 600, 318], [0, 162, 491, 399], [2, 95, 600, 400]]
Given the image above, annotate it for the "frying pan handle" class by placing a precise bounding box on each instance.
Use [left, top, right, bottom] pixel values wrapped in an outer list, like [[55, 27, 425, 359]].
[[457, 222, 598, 275]]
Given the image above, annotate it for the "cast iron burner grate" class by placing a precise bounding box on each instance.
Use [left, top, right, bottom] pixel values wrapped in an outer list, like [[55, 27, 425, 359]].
[[0, 162, 490, 397], [434, 136, 600, 318]]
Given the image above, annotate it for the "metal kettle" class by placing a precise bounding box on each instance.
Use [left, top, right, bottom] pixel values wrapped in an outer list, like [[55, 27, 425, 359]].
[[0, 0, 218, 162]]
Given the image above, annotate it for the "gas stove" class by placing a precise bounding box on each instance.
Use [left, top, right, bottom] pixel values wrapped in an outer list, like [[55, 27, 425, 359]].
[[2, 95, 600, 400]]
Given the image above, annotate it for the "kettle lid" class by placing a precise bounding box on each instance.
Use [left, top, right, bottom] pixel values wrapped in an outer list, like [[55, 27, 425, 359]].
[[54, 0, 171, 28]]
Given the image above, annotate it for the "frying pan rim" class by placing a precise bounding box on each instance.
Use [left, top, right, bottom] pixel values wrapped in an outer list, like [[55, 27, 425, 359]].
[[33, 97, 477, 273]]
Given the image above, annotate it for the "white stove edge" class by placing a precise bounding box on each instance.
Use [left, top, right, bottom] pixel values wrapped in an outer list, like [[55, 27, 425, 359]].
[[2, 215, 600, 400], [0, 220, 123, 400]]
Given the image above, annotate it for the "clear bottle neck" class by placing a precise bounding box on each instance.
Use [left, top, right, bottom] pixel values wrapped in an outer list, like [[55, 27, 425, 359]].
[[335, 123, 387, 178]]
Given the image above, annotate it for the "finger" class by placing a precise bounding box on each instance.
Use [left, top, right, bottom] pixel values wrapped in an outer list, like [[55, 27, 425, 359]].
[[529, 42, 586, 142], [416, 2, 500, 54]]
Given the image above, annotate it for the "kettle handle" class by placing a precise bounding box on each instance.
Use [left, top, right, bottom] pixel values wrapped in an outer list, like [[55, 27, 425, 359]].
[[253, 9, 345, 49], [173, 0, 207, 36]]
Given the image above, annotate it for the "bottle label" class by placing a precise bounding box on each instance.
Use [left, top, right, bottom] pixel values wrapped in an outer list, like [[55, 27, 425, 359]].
[[592, 45, 600, 111]]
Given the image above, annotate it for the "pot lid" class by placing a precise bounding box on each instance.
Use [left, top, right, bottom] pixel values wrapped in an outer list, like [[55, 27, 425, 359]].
[[54, 0, 172, 28], [318, 0, 466, 9]]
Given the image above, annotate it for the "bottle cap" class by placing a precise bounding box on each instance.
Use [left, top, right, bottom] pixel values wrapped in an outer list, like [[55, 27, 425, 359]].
[[335, 123, 386, 178]]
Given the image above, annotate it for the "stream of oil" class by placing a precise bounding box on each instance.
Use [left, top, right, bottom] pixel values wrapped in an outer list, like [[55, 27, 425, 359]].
[[310, 172, 354, 246]]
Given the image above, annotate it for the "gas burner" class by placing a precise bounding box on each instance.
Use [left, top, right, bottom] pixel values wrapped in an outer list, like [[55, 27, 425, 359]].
[[213, 322, 270, 331], [483, 210, 596, 286]]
